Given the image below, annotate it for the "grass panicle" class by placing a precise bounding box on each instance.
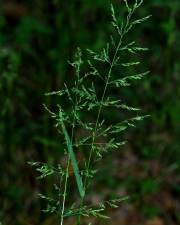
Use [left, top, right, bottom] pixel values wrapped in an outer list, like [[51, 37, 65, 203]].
[[29, 1, 151, 224]]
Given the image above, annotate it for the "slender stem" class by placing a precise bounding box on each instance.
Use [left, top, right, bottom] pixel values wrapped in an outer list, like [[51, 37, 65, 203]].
[[76, 37, 123, 225], [83, 4, 135, 194], [60, 63, 81, 225], [60, 158, 70, 225], [76, 8, 136, 223], [85, 37, 123, 188]]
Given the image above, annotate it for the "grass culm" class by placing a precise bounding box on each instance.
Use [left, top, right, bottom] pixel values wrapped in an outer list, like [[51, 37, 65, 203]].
[[29, 0, 151, 224]]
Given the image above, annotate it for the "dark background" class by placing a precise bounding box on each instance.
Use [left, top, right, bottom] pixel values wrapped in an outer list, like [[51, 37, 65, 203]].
[[0, 0, 180, 224]]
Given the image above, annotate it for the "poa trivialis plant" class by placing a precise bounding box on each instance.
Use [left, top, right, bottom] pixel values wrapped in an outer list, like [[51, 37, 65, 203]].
[[29, 0, 151, 224]]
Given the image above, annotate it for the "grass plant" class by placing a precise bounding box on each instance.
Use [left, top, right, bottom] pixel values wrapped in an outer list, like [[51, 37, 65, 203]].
[[29, 0, 151, 224]]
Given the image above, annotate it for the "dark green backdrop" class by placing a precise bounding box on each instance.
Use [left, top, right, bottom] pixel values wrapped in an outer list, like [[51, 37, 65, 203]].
[[0, 0, 179, 224]]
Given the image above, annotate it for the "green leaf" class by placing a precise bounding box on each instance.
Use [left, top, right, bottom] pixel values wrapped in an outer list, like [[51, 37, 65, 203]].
[[59, 111, 84, 198]]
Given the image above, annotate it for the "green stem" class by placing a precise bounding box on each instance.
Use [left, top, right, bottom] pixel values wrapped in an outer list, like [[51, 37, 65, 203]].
[[60, 64, 82, 224], [83, 3, 135, 196], [60, 158, 70, 225], [88, 35, 123, 184], [76, 37, 123, 225]]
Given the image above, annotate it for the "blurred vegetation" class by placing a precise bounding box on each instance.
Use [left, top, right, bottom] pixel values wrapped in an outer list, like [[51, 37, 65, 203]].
[[0, 0, 179, 224]]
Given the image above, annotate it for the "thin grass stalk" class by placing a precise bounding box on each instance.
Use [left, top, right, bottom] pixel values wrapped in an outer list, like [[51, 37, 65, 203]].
[[61, 60, 82, 224]]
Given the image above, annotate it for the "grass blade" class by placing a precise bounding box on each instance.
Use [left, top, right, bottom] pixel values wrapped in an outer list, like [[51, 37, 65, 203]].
[[61, 120, 85, 198]]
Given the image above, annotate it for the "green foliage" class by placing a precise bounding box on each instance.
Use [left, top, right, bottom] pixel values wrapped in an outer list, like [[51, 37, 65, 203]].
[[29, 1, 151, 224], [141, 204, 161, 218], [1, 0, 179, 224]]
